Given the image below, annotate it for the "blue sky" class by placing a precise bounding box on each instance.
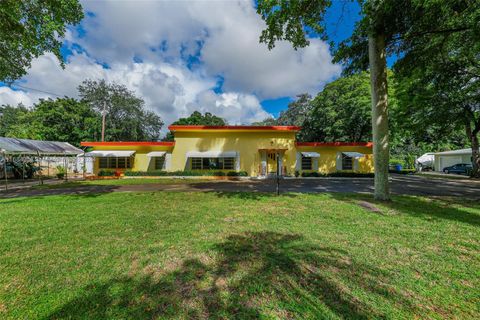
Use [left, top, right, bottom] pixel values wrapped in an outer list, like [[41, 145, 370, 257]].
[[0, 0, 363, 126], [261, 0, 362, 117]]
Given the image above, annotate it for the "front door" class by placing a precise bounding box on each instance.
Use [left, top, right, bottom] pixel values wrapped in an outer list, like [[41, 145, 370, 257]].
[[267, 151, 278, 174]]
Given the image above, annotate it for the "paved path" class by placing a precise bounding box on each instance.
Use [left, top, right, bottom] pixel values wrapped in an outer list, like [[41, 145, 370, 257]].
[[1, 175, 479, 199]]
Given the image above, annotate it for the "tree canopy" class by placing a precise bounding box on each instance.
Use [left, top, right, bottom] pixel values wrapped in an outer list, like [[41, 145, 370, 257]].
[[0, 0, 83, 82], [78, 79, 164, 142], [163, 111, 227, 141], [0, 80, 164, 146]]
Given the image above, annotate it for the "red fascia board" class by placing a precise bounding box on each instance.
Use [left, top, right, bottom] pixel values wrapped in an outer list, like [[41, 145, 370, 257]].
[[296, 142, 373, 147], [80, 141, 175, 147], [168, 125, 301, 131]]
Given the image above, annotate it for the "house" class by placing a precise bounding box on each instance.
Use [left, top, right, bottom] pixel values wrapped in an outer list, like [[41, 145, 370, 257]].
[[80, 125, 374, 177], [433, 148, 476, 172]]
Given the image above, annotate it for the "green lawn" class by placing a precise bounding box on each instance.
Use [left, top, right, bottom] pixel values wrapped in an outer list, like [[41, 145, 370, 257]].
[[31, 178, 211, 189], [0, 191, 479, 319]]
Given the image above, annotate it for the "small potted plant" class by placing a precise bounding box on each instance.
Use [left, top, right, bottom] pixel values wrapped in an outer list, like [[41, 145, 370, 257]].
[[56, 165, 66, 179]]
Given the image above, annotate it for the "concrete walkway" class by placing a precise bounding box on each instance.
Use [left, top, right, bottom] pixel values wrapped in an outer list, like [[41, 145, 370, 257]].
[[1, 174, 479, 200]]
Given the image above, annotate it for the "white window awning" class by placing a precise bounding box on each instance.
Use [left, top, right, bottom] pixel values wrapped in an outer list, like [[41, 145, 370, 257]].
[[301, 152, 320, 158], [343, 152, 365, 158], [186, 151, 237, 158], [83, 150, 135, 157], [146, 151, 166, 158]]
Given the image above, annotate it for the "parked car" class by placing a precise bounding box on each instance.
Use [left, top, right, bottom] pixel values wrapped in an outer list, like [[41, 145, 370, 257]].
[[442, 163, 472, 175]]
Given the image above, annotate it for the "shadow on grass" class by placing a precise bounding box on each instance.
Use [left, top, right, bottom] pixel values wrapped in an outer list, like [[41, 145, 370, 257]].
[[208, 191, 298, 200], [328, 193, 480, 227], [47, 232, 417, 319], [0, 185, 119, 202]]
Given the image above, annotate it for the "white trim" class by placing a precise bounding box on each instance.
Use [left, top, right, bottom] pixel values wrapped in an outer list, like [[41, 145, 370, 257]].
[[186, 151, 237, 158], [84, 150, 135, 157], [301, 152, 320, 158], [146, 151, 166, 157], [342, 152, 365, 158]]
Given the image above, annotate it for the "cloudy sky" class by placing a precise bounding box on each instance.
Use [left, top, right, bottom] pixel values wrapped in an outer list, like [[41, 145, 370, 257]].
[[0, 0, 360, 127]]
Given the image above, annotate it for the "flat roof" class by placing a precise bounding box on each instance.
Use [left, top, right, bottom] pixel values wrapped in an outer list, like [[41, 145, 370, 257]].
[[0, 137, 82, 155], [81, 141, 175, 147], [434, 148, 475, 155], [296, 142, 373, 147], [168, 125, 301, 132]]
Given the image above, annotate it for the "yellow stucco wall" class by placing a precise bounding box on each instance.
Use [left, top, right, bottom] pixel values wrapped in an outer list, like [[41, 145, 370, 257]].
[[89, 132, 373, 176], [91, 145, 173, 173], [296, 145, 374, 174], [170, 131, 297, 176]]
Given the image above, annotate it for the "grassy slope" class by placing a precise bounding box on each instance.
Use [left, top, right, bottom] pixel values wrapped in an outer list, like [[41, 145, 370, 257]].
[[0, 192, 479, 319]]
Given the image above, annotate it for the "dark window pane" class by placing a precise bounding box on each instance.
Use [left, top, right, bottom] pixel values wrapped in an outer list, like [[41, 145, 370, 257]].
[[301, 156, 312, 170], [342, 154, 353, 170], [155, 157, 165, 170]]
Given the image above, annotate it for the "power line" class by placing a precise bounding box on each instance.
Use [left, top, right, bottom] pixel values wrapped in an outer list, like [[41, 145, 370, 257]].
[[9, 83, 66, 98]]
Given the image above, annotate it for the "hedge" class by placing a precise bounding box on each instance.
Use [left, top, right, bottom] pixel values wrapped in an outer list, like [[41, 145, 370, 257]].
[[389, 169, 416, 174], [98, 170, 116, 176], [301, 172, 374, 178], [124, 170, 249, 177]]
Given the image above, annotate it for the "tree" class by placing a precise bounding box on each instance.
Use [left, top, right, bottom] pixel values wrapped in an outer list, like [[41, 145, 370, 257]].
[[251, 94, 312, 128], [391, 2, 480, 177], [0, 0, 83, 82], [302, 73, 372, 143], [78, 79, 164, 142], [251, 117, 277, 126], [163, 111, 226, 141], [0, 104, 29, 136], [276, 93, 312, 126], [256, 0, 479, 198], [1, 98, 100, 146]]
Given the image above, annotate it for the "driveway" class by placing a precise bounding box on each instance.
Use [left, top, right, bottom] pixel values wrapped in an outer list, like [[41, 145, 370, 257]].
[[1, 174, 479, 199]]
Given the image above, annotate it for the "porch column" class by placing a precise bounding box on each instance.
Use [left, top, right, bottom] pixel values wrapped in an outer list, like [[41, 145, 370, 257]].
[[260, 150, 267, 176], [164, 153, 172, 170], [278, 152, 284, 176]]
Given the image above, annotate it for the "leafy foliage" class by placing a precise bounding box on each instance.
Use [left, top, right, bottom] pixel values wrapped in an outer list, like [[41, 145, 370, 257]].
[[1, 81, 164, 145], [302, 73, 372, 142], [78, 79, 164, 142], [0, 0, 83, 82], [163, 111, 226, 141]]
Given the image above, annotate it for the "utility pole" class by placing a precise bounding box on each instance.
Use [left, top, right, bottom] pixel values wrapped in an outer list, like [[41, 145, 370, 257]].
[[101, 100, 107, 142], [276, 151, 280, 196]]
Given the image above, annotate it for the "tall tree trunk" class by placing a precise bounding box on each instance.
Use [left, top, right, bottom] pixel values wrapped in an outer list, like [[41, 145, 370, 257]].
[[368, 33, 390, 200], [466, 120, 480, 178]]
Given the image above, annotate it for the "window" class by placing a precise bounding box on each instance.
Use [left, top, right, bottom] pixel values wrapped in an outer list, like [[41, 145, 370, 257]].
[[98, 157, 132, 169], [154, 157, 165, 170], [190, 157, 235, 170], [301, 156, 312, 170], [342, 154, 353, 170], [191, 158, 203, 170]]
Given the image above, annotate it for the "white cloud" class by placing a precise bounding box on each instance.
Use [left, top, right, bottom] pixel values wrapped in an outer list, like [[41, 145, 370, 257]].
[[0, 0, 341, 129]]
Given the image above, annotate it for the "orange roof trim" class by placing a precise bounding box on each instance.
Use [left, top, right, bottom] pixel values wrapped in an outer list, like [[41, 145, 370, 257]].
[[168, 125, 301, 131], [81, 141, 175, 147], [296, 142, 373, 147]]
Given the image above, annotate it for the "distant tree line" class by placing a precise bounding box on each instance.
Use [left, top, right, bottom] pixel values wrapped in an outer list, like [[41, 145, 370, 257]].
[[0, 80, 164, 146], [253, 72, 469, 166]]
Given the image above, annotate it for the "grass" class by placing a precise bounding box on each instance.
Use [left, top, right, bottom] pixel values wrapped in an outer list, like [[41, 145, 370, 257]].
[[30, 178, 211, 189], [0, 191, 479, 319]]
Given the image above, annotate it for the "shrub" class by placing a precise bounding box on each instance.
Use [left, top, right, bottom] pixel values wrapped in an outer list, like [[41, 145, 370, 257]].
[[389, 169, 416, 174], [300, 171, 374, 178], [294, 170, 300, 177], [301, 172, 320, 177], [124, 170, 236, 177], [98, 170, 115, 176], [329, 172, 374, 178], [56, 165, 65, 179], [227, 171, 248, 177]]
